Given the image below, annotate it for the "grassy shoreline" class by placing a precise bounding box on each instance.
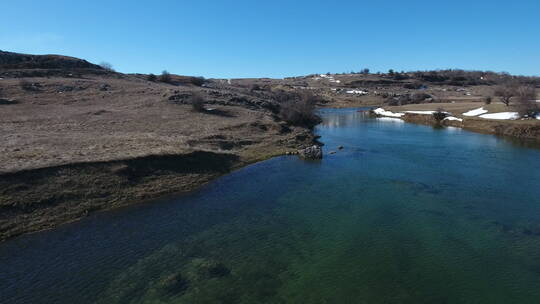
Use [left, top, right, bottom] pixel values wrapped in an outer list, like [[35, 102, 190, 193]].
[[0, 133, 315, 242]]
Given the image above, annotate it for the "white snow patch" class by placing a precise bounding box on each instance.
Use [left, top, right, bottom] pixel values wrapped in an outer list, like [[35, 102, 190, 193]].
[[405, 110, 437, 115], [346, 89, 367, 95], [479, 112, 519, 120], [444, 116, 463, 122], [462, 107, 488, 116], [536, 113, 540, 120], [372, 108, 405, 118]]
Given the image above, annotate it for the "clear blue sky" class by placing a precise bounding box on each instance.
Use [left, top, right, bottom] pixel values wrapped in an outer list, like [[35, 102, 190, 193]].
[[2, 0, 539, 78]]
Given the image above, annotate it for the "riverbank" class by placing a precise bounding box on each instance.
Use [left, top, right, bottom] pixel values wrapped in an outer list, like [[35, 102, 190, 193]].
[[372, 102, 540, 142], [0, 140, 313, 241]]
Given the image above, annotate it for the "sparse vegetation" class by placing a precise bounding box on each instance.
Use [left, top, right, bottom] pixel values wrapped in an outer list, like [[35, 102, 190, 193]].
[[147, 73, 157, 81], [189, 93, 205, 112], [484, 96, 492, 105], [159, 70, 172, 83], [515, 86, 538, 118]]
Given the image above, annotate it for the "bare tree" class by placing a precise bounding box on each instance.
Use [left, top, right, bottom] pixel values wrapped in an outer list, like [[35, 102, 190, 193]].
[[99, 62, 114, 72], [494, 83, 518, 106], [515, 86, 538, 118]]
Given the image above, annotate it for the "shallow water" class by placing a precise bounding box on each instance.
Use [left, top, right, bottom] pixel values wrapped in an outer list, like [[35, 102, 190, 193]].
[[2, 108, 540, 304]]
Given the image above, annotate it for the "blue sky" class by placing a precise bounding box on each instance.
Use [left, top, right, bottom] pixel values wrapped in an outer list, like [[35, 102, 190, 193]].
[[2, 0, 539, 78]]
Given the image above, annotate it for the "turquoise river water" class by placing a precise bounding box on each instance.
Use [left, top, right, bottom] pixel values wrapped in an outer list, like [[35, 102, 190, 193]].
[[1, 108, 540, 304]]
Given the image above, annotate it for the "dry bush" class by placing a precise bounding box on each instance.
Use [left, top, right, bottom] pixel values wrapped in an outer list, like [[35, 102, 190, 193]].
[[515, 86, 538, 118], [279, 92, 321, 128], [189, 93, 205, 112], [404, 82, 423, 89], [147, 73, 157, 81], [99, 62, 114, 72], [432, 107, 448, 122], [190, 77, 205, 86], [19, 79, 37, 91], [411, 92, 431, 103], [484, 96, 492, 105], [159, 70, 172, 83]]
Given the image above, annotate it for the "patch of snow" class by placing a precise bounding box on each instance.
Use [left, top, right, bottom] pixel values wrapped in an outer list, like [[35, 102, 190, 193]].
[[346, 89, 367, 95], [372, 108, 404, 118], [405, 110, 437, 115], [536, 113, 540, 120], [479, 112, 519, 120], [443, 116, 463, 122], [462, 107, 488, 116]]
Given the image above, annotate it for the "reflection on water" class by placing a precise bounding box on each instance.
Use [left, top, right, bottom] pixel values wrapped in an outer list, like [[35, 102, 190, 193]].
[[319, 109, 368, 128], [1, 108, 540, 304]]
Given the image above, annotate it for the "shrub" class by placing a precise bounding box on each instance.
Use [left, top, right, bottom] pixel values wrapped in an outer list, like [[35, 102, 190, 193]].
[[432, 108, 448, 122], [190, 76, 205, 86], [484, 96, 492, 105], [515, 86, 538, 118], [99, 62, 114, 72], [159, 70, 172, 83], [189, 93, 205, 112], [279, 92, 321, 128], [361, 68, 370, 75], [19, 79, 37, 91], [404, 82, 423, 89], [411, 92, 431, 103], [250, 84, 261, 91], [147, 73, 157, 81]]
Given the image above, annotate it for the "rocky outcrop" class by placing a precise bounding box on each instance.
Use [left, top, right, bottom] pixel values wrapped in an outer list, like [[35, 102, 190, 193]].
[[298, 145, 322, 160]]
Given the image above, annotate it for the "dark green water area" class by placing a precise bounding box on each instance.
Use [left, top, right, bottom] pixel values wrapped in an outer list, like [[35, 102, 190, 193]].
[[2, 108, 540, 303]]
